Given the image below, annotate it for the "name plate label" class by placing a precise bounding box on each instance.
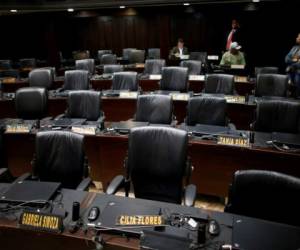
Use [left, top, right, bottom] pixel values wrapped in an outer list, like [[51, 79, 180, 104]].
[[116, 215, 163, 226], [6, 125, 31, 133], [231, 65, 245, 70], [149, 74, 162, 80], [207, 55, 219, 60], [135, 63, 145, 68], [119, 91, 138, 99], [225, 95, 246, 104], [217, 135, 250, 148], [72, 126, 96, 135], [170, 93, 190, 101], [189, 75, 205, 81], [19, 211, 63, 233], [234, 76, 248, 83]]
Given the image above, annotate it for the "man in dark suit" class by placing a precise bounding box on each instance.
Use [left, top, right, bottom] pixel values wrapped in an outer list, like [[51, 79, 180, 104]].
[[226, 19, 243, 51], [169, 38, 189, 59]]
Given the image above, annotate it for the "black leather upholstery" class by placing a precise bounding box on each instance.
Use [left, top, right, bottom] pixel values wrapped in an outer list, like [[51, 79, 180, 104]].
[[160, 67, 189, 92], [129, 50, 145, 64], [112, 72, 138, 91], [254, 100, 300, 133], [100, 54, 117, 65], [186, 96, 227, 126], [144, 59, 165, 75], [225, 170, 300, 226], [64, 70, 89, 90], [128, 127, 188, 204], [29, 68, 53, 89], [15, 87, 48, 120], [204, 74, 235, 95], [255, 74, 288, 97], [97, 50, 112, 61], [135, 95, 173, 124], [180, 60, 202, 75], [34, 131, 87, 189], [103, 65, 124, 74], [66, 91, 102, 121], [19, 58, 36, 68], [75, 59, 95, 75], [148, 48, 161, 59], [255, 67, 279, 76], [189, 52, 207, 62], [123, 48, 136, 60]]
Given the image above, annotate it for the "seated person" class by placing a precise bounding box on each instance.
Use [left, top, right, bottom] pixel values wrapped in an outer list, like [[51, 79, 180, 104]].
[[285, 33, 300, 97], [220, 42, 246, 66], [169, 38, 189, 59]]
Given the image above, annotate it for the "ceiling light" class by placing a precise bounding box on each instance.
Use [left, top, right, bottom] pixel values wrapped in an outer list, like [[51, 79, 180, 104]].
[[10, 9, 18, 13], [119, 6, 126, 9], [67, 8, 74, 12], [183, 3, 190, 6]]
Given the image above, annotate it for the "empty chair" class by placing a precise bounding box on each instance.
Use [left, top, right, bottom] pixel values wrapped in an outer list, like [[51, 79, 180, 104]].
[[112, 72, 138, 91], [0, 60, 12, 70], [180, 60, 202, 75], [255, 67, 279, 76], [225, 170, 300, 226], [129, 50, 145, 64], [75, 59, 95, 75], [160, 67, 189, 92], [65, 90, 104, 122], [103, 65, 124, 74], [122, 48, 136, 60], [19, 58, 36, 69], [97, 50, 112, 61], [32, 131, 91, 190], [63, 70, 89, 90], [148, 48, 161, 59], [255, 74, 288, 97], [252, 100, 300, 133], [143, 59, 165, 75], [186, 96, 227, 126], [100, 54, 117, 65], [135, 95, 173, 124], [106, 127, 196, 206], [29, 68, 53, 89], [15, 87, 48, 120], [189, 52, 207, 62], [204, 74, 235, 95]]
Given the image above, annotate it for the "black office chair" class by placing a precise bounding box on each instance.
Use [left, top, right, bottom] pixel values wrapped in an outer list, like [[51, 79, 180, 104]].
[[19, 58, 36, 69], [255, 74, 288, 97], [122, 48, 137, 61], [204, 74, 235, 95], [0, 60, 12, 70], [148, 48, 161, 59], [106, 127, 196, 206], [15, 87, 48, 120], [255, 67, 279, 76], [252, 100, 300, 133], [225, 170, 300, 226], [100, 54, 117, 65], [29, 68, 53, 89], [144, 59, 165, 75], [186, 96, 228, 126], [97, 50, 112, 61], [129, 50, 145, 64], [63, 70, 89, 90], [75, 59, 95, 75], [112, 72, 138, 91], [189, 52, 207, 62], [180, 60, 202, 75], [134, 95, 173, 125], [103, 65, 124, 74], [160, 67, 189, 92]]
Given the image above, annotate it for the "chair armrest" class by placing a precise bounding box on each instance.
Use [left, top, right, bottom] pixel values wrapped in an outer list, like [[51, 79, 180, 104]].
[[228, 123, 237, 131], [184, 184, 197, 207], [76, 177, 92, 191], [0, 168, 13, 182], [0, 168, 8, 177], [55, 113, 66, 120], [106, 175, 126, 195], [13, 173, 32, 183]]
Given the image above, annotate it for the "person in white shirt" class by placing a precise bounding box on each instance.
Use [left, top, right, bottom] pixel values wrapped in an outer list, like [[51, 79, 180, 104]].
[[169, 38, 189, 59]]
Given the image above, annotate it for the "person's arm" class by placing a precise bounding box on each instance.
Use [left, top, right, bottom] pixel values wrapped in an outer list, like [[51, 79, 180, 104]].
[[220, 53, 226, 65], [240, 52, 246, 66], [285, 47, 296, 65]]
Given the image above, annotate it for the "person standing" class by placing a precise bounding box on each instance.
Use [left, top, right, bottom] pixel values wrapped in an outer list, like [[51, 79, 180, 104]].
[[226, 19, 242, 51]]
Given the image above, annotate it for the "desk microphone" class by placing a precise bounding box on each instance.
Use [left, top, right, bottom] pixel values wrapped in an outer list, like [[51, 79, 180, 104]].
[[68, 201, 81, 233]]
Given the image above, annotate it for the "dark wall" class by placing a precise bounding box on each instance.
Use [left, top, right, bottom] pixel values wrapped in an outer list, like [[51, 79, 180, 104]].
[[0, 1, 299, 72]]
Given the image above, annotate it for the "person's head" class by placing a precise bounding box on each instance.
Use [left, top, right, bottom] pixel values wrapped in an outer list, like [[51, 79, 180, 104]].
[[177, 38, 184, 49], [230, 42, 241, 55], [232, 19, 240, 30], [296, 33, 300, 45]]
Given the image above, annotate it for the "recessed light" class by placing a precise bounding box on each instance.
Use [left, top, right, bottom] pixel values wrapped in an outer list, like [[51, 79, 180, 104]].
[[183, 3, 190, 6], [252, 0, 260, 2], [119, 6, 126, 9], [10, 9, 18, 13], [67, 8, 74, 12]]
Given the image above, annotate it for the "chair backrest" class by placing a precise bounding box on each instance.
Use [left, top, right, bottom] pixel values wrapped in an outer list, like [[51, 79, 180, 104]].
[[255, 74, 288, 97], [135, 95, 173, 124], [75, 59, 95, 75], [254, 100, 300, 133], [180, 60, 202, 75], [189, 52, 207, 62], [129, 50, 145, 64], [29, 68, 53, 89], [205, 74, 234, 95], [160, 67, 189, 92], [64, 70, 89, 90], [255, 67, 279, 76], [112, 72, 138, 91], [34, 131, 86, 189], [122, 48, 137, 60], [0, 60, 12, 70], [128, 127, 188, 204], [148, 48, 161, 59], [103, 65, 124, 74], [19, 58, 36, 68], [186, 96, 227, 126], [144, 59, 165, 75], [100, 54, 117, 65], [15, 87, 48, 120], [225, 170, 300, 226], [67, 90, 101, 121], [97, 50, 112, 61]]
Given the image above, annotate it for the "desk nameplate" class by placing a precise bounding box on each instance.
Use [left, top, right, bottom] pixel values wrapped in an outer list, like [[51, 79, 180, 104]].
[[225, 95, 246, 104], [5, 125, 31, 133], [119, 92, 138, 99], [72, 126, 96, 135], [217, 135, 250, 148], [189, 75, 205, 81], [116, 215, 163, 226], [149, 74, 162, 80]]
